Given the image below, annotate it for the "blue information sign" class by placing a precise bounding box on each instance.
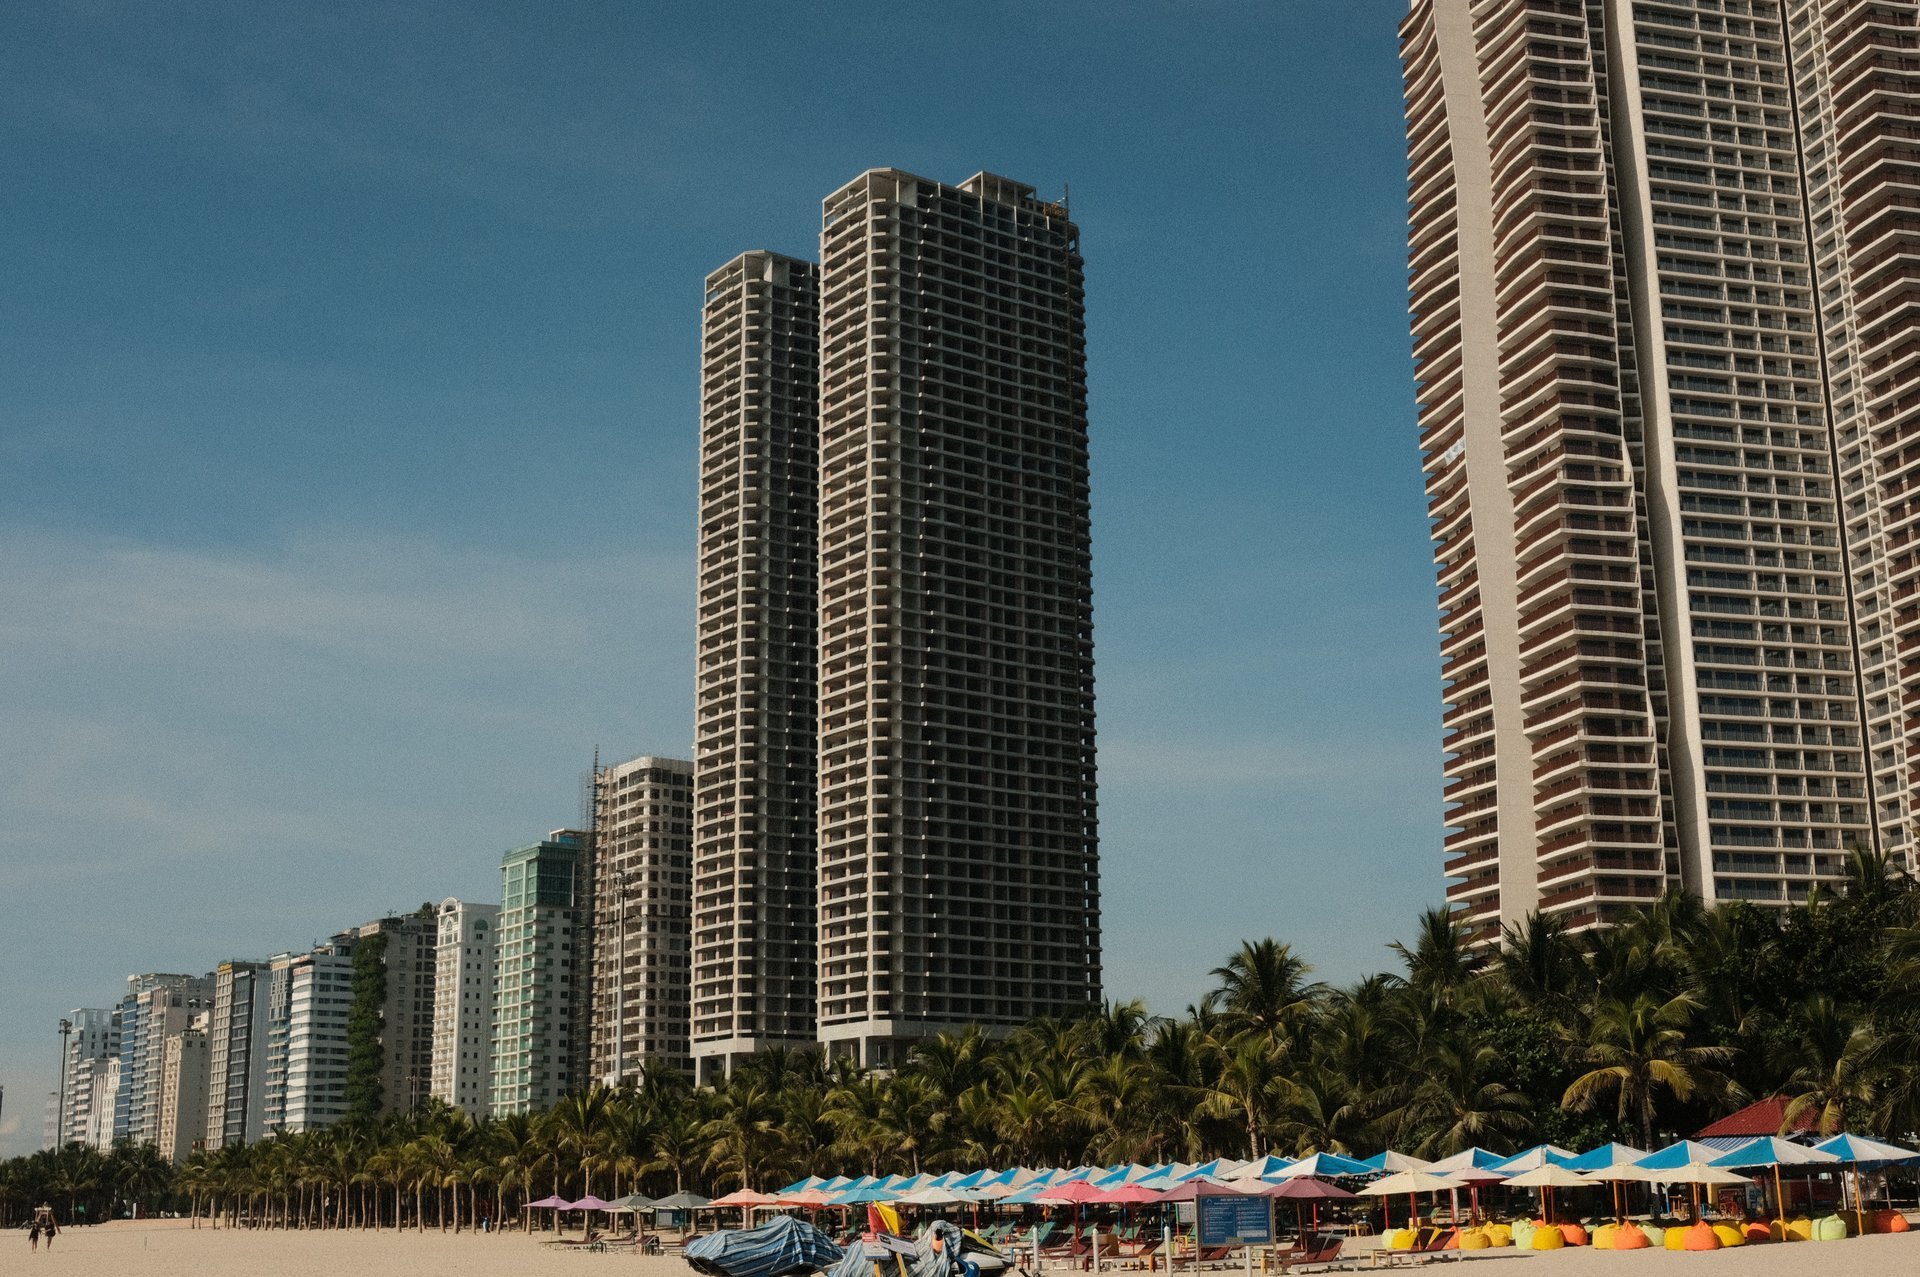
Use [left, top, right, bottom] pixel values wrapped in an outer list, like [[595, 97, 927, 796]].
[[1196, 1194, 1272, 1246]]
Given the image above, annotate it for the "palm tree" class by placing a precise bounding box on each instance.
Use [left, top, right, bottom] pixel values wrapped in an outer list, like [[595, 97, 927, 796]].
[[1197, 1032, 1295, 1158], [1209, 940, 1322, 1038], [1391, 907, 1475, 1004], [1397, 1037, 1532, 1158], [1778, 995, 1877, 1136], [703, 1081, 781, 1192], [1562, 991, 1736, 1148]]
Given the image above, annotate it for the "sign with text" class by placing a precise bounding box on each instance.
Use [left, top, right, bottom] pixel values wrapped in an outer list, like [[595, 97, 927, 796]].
[[1196, 1194, 1272, 1247]]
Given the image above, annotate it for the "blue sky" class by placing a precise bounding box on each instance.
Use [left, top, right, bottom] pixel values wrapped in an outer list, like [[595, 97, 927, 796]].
[[0, 0, 1430, 1157]]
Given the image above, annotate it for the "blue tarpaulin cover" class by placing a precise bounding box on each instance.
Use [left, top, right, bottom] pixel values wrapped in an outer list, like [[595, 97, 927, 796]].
[[686, 1216, 845, 1277]]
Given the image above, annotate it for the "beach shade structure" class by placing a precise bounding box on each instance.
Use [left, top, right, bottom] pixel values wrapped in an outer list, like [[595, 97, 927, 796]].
[[1815, 1133, 1920, 1165], [1149, 1175, 1242, 1202], [773, 1189, 835, 1209], [1812, 1134, 1919, 1223], [1360, 1169, 1459, 1230], [569, 1195, 614, 1210], [607, 1194, 657, 1212], [833, 1185, 905, 1206], [1227, 1155, 1295, 1181], [1096, 1183, 1170, 1205], [1490, 1144, 1577, 1174], [1635, 1140, 1731, 1171], [1501, 1165, 1588, 1225], [1561, 1143, 1649, 1173], [527, 1195, 570, 1208], [1612, 1159, 1751, 1221], [1257, 1175, 1357, 1237], [653, 1191, 716, 1211], [894, 1186, 984, 1207], [1437, 1166, 1508, 1224], [1359, 1151, 1434, 1174], [1710, 1137, 1840, 1224], [1269, 1152, 1374, 1180], [1424, 1148, 1508, 1174]]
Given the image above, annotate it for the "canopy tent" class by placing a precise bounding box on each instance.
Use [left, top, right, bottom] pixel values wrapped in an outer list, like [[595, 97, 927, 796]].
[[1358, 1151, 1433, 1174], [1268, 1152, 1373, 1180], [568, 1195, 614, 1211], [527, 1195, 570, 1208], [1488, 1144, 1576, 1174], [1226, 1155, 1295, 1181], [893, 1186, 984, 1206], [1633, 1140, 1730, 1171], [1815, 1133, 1920, 1166], [1423, 1148, 1507, 1173], [1709, 1136, 1839, 1222], [1559, 1142, 1647, 1173], [1812, 1134, 1920, 1219]]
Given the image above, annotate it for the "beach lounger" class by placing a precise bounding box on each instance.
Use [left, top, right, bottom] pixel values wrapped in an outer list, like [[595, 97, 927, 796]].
[[1270, 1235, 1345, 1273]]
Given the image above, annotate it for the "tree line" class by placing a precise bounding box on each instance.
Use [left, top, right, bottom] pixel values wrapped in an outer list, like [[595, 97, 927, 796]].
[[5, 848, 1917, 1229]]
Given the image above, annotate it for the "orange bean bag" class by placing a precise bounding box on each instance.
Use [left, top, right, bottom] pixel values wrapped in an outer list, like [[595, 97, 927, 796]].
[[1876, 1210, 1910, 1234], [1613, 1224, 1650, 1250], [1558, 1224, 1587, 1246], [1683, 1222, 1721, 1251], [1742, 1222, 1773, 1243]]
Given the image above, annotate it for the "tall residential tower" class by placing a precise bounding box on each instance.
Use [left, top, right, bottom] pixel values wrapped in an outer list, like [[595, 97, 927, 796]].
[[1401, 0, 1920, 939], [692, 252, 821, 1082], [814, 170, 1101, 1064]]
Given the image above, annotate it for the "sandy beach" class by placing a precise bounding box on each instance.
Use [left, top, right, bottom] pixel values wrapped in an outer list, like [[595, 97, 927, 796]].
[[15, 1219, 1920, 1277]]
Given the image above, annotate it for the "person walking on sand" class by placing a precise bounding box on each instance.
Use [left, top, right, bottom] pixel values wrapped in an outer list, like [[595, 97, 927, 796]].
[[29, 1221, 41, 1251], [42, 1218, 56, 1251]]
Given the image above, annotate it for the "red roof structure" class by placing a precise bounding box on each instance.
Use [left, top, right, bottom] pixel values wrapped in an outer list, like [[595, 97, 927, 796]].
[[1693, 1096, 1821, 1139]]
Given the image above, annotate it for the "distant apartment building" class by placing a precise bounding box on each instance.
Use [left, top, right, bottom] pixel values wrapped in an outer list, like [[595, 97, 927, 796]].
[[262, 937, 356, 1133], [693, 251, 822, 1083], [1399, 0, 1920, 939], [430, 898, 499, 1117], [591, 754, 694, 1083], [125, 973, 213, 1145], [352, 910, 438, 1117], [77, 1057, 119, 1149], [490, 831, 587, 1114], [56, 1007, 118, 1147], [155, 1012, 210, 1163], [205, 960, 271, 1149]]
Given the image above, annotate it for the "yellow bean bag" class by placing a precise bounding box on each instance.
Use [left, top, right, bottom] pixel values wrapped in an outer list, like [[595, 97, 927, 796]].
[[1485, 1223, 1513, 1247], [1614, 1224, 1650, 1250], [1387, 1229, 1416, 1251], [1711, 1224, 1744, 1247], [1591, 1224, 1615, 1250], [1458, 1229, 1490, 1251], [1785, 1217, 1813, 1242], [1682, 1223, 1720, 1251], [1530, 1226, 1564, 1251], [1663, 1225, 1687, 1251]]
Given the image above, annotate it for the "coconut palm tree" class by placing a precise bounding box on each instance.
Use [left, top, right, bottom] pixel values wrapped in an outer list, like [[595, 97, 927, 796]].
[[1563, 991, 1736, 1148]]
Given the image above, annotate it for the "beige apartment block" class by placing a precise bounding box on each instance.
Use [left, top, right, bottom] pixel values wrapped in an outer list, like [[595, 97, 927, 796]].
[[814, 169, 1102, 1066], [692, 251, 821, 1083], [589, 756, 694, 1082], [1400, 0, 1918, 940], [155, 1012, 209, 1164]]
